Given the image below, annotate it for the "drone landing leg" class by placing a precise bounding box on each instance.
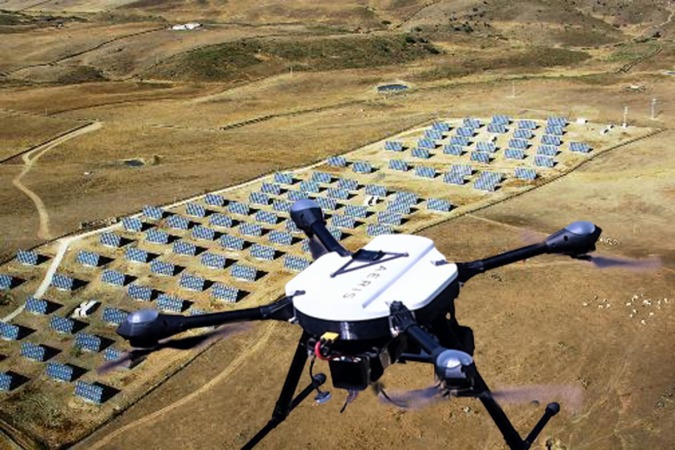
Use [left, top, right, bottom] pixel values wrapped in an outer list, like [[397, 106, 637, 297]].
[[242, 332, 324, 450]]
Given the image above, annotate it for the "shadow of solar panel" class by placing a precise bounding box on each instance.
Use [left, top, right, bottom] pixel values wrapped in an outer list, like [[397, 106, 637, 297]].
[[51, 274, 75, 291], [486, 123, 507, 133], [352, 161, 372, 173], [16, 250, 39, 266], [311, 171, 332, 184], [299, 180, 320, 193], [411, 148, 431, 159], [274, 172, 294, 185], [228, 201, 250, 216], [77, 250, 101, 267], [337, 178, 359, 191], [260, 182, 282, 195], [456, 127, 475, 137], [450, 136, 470, 146], [192, 225, 216, 241], [542, 135, 561, 146], [283, 255, 311, 272], [365, 184, 387, 197], [505, 148, 525, 160], [255, 210, 278, 225], [287, 189, 307, 201], [239, 222, 263, 237], [427, 198, 452, 212], [102, 307, 128, 325], [145, 229, 169, 244], [377, 212, 403, 226], [49, 316, 75, 334], [249, 192, 270, 205], [46, 362, 75, 382], [326, 188, 349, 200], [463, 118, 481, 128], [142, 205, 164, 220], [157, 294, 185, 313], [432, 121, 450, 132], [220, 234, 245, 250], [534, 155, 555, 167], [508, 139, 528, 149], [211, 283, 241, 302], [384, 141, 404, 151], [443, 144, 463, 156], [513, 129, 533, 140], [367, 224, 393, 236], [173, 240, 197, 256], [125, 247, 149, 263], [250, 244, 275, 260], [470, 151, 491, 163], [315, 197, 337, 211], [180, 273, 206, 291], [269, 230, 293, 246], [272, 199, 292, 213], [209, 213, 233, 228], [101, 270, 126, 286], [344, 205, 367, 218], [128, 284, 153, 301], [537, 145, 558, 156], [150, 260, 175, 276], [21, 342, 47, 361], [386, 202, 412, 214], [26, 297, 48, 315], [388, 159, 409, 171], [0, 323, 20, 340], [570, 142, 591, 153], [517, 120, 537, 129], [166, 214, 190, 230], [417, 139, 435, 149], [327, 155, 347, 167], [205, 193, 226, 206], [74, 381, 105, 404], [515, 167, 537, 181], [424, 129, 444, 140], [186, 203, 206, 218], [100, 232, 122, 248], [122, 217, 143, 232], [75, 333, 103, 352], [476, 142, 496, 153], [331, 214, 356, 229], [201, 252, 227, 269], [230, 263, 257, 281], [414, 165, 436, 178]]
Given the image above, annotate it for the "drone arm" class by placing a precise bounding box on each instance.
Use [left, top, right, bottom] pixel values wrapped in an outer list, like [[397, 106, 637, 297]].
[[290, 199, 351, 258]]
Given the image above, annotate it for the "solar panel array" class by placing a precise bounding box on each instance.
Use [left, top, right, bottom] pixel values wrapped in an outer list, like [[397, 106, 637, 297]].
[[377, 212, 403, 226], [415, 165, 436, 178], [102, 307, 128, 325], [537, 145, 558, 156], [220, 235, 245, 250], [327, 155, 347, 167], [470, 151, 490, 164], [426, 129, 444, 140], [456, 127, 475, 138], [492, 115, 511, 125], [249, 192, 269, 205], [212, 283, 241, 302], [352, 161, 372, 174], [427, 198, 452, 212], [210, 213, 233, 228], [268, 230, 293, 246], [157, 294, 185, 313], [205, 193, 225, 206], [327, 188, 349, 199], [518, 120, 537, 129], [228, 201, 250, 216], [487, 123, 507, 133], [101, 269, 126, 286], [143, 205, 164, 220], [287, 190, 307, 201], [432, 121, 450, 131], [545, 125, 564, 136], [570, 142, 591, 153], [239, 222, 262, 237], [505, 148, 525, 160], [179, 274, 206, 291], [186, 203, 206, 218], [0, 322, 20, 340], [100, 232, 122, 248], [344, 204, 368, 218], [145, 229, 169, 244], [411, 148, 431, 159], [231, 263, 257, 282], [125, 247, 149, 263], [315, 197, 337, 211], [21, 342, 46, 361], [260, 182, 282, 195], [0, 373, 13, 391], [463, 118, 481, 128], [384, 141, 404, 151], [50, 316, 75, 334], [174, 240, 197, 256], [386, 201, 412, 214], [331, 214, 357, 229], [250, 244, 276, 260], [450, 136, 470, 146], [515, 167, 537, 181], [417, 138, 436, 149], [534, 155, 555, 167], [74, 381, 105, 404], [150, 260, 175, 276], [542, 135, 561, 146], [77, 250, 101, 267], [337, 178, 359, 191], [474, 171, 503, 192], [25, 297, 48, 315], [192, 225, 215, 241], [513, 129, 533, 139], [16, 250, 39, 266], [367, 224, 393, 236], [283, 255, 311, 272], [274, 172, 294, 185], [312, 171, 332, 184], [51, 274, 75, 291], [509, 139, 529, 149], [255, 210, 278, 225], [46, 362, 75, 382], [476, 141, 496, 153], [388, 159, 409, 171], [75, 333, 102, 352], [365, 184, 387, 197], [122, 217, 143, 232], [201, 252, 227, 269], [547, 117, 567, 127], [443, 144, 463, 156], [166, 214, 190, 230], [128, 284, 152, 301], [273, 199, 292, 212]]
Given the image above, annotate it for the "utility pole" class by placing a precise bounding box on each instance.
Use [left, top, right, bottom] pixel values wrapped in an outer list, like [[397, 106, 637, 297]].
[[650, 98, 657, 120], [510, 81, 516, 99], [622, 106, 628, 128]]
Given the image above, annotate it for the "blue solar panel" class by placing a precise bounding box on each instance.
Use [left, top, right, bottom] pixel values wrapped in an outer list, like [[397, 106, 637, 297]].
[[272, 199, 292, 212], [21, 342, 47, 361], [351, 161, 373, 174], [570, 142, 591, 153], [456, 127, 475, 137], [166, 214, 190, 230], [443, 172, 465, 185], [145, 229, 169, 244], [211, 283, 242, 302], [100, 232, 122, 248], [414, 165, 436, 178], [283, 255, 311, 272], [0, 373, 13, 391], [249, 192, 270, 205], [393, 191, 417, 205], [542, 135, 561, 146], [424, 129, 444, 140], [331, 214, 357, 229], [75, 333, 103, 352], [201, 252, 227, 269], [220, 235, 245, 251], [365, 184, 387, 197], [476, 141, 496, 153], [508, 139, 529, 149], [250, 244, 275, 260], [515, 167, 537, 181], [450, 164, 472, 176], [74, 381, 105, 404], [125, 247, 149, 263], [388, 159, 409, 171], [274, 172, 294, 185], [239, 222, 263, 237], [491, 115, 511, 125], [545, 125, 564, 136], [192, 225, 216, 241], [505, 148, 525, 160], [384, 141, 404, 151], [205, 193, 226, 207], [487, 123, 507, 134], [101, 270, 126, 286], [209, 213, 233, 228], [547, 117, 567, 127], [411, 148, 430, 159], [299, 180, 320, 193], [25, 297, 48, 315], [327, 188, 350, 200], [287, 189, 308, 201], [179, 274, 206, 291], [386, 202, 412, 214], [417, 139, 435, 149], [157, 294, 185, 313], [142, 205, 164, 220], [268, 230, 293, 246], [185, 203, 206, 218], [315, 197, 337, 211], [260, 182, 282, 195], [128, 284, 153, 301], [173, 240, 197, 256], [327, 155, 347, 167], [49, 316, 75, 334], [450, 136, 470, 146], [517, 120, 537, 129], [311, 171, 332, 184], [0, 322, 20, 340], [513, 129, 533, 139], [76, 250, 101, 267], [16, 250, 39, 266], [443, 144, 463, 156], [102, 307, 128, 325], [431, 121, 450, 131], [344, 205, 368, 218], [377, 212, 403, 226], [537, 145, 558, 156], [427, 198, 452, 212], [46, 362, 75, 382], [534, 155, 555, 168], [470, 151, 491, 163], [463, 118, 481, 129], [337, 178, 359, 191], [255, 210, 278, 225], [367, 224, 393, 236], [150, 260, 175, 276], [122, 217, 143, 232], [51, 273, 75, 291], [230, 263, 257, 281], [228, 201, 250, 216]]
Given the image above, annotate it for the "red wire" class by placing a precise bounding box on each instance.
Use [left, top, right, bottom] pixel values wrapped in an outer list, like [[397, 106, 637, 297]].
[[314, 340, 330, 360]]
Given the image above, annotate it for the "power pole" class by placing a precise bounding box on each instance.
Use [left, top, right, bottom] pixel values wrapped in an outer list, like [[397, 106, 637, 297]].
[[622, 106, 629, 128], [650, 98, 657, 120], [510, 81, 516, 99]]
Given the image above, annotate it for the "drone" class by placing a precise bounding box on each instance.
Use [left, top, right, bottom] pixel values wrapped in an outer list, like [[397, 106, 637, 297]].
[[111, 199, 608, 449]]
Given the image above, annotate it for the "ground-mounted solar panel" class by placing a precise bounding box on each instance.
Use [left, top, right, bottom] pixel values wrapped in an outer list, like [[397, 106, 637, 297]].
[[100, 232, 122, 248], [426, 198, 452, 212], [260, 182, 282, 196], [249, 192, 270, 206], [75, 333, 103, 352], [476, 141, 496, 153], [450, 164, 473, 177], [128, 284, 153, 301], [364, 184, 387, 198], [21, 342, 48, 362], [25, 297, 48, 315], [411, 148, 431, 159], [101, 269, 126, 286], [547, 117, 567, 127], [377, 212, 403, 226], [414, 165, 436, 178], [0, 322, 20, 340], [417, 138, 436, 150], [344, 204, 368, 218], [486, 123, 507, 134], [473, 171, 503, 192], [125, 247, 149, 263], [0, 274, 19, 290], [192, 225, 216, 241], [16, 250, 39, 266], [311, 171, 332, 184], [442, 144, 463, 156], [386, 201, 412, 214], [239, 222, 263, 237], [145, 229, 169, 244], [463, 118, 481, 129], [534, 155, 556, 168], [49, 316, 75, 334], [470, 151, 491, 164], [0, 373, 16, 391], [542, 135, 561, 146], [545, 125, 564, 136], [517, 120, 537, 130], [283, 255, 311, 272], [166, 214, 190, 230], [315, 196, 337, 211], [173, 240, 197, 256], [142, 205, 164, 221], [230, 263, 257, 282], [432, 121, 451, 132], [449, 136, 470, 146], [74, 381, 106, 404], [51, 273, 75, 291], [255, 210, 278, 225], [286, 218, 300, 233], [150, 260, 175, 276], [76, 250, 101, 267], [326, 188, 350, 200], [201, 252, 227, 269], [331, 214, 357, 229], [179, 273, 206, 292], [211, 283, 242, 302], [337, 178, 359, 191], [508, 139, 529, 149], [209, 213, 233, 229], [299, 180, 320, 193], [443, 172, 465, 185], [204, 193, 226, 207], [327, 155, 347, 167], [424, 129, 444, 140], [122, 217, 143, 232], [491, 115, 511, 125], [351, 161, 373, 174], [185, 203, 206, 218], [102, 307, 128, 326], [367, 224, 393, 236], [228, 201, 250, 216], [274, 172, 294, 185], [505, 148, 525, 160], [250, 244, 276, 261], [327, 226, 343, 241], [570, 142, 591, 153], [157, 294, 185, 313], [388, 159, 409, 171], [393, 191, 418, 205], [384, 141, 404, 151], [46, 362, 75, 382], [272, 199, 292, 213], [515, 167, 537, 181], [513, 129, 533, 140], [537, 145, 558, 156], [456, 127, 475, 138], [268, 230, 293, 246], [218, 234, 244, 250], [287, 190, 308, 202]]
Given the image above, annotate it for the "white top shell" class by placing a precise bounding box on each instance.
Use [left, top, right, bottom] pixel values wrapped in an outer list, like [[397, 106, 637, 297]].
[[287, 234, 458, 322]]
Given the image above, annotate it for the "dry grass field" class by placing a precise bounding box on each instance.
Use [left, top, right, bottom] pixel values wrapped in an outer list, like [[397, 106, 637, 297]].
[[0, 1, 673, 449]]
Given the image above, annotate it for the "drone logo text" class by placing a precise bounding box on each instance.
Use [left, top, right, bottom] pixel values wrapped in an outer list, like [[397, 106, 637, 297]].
[[342, 265, 388, 300]]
